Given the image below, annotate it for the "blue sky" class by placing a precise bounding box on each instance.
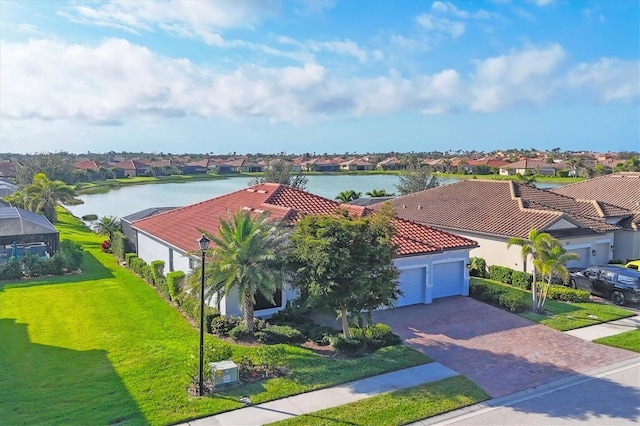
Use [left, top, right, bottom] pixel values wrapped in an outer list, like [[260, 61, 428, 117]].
[[1, 0, 638, 155]]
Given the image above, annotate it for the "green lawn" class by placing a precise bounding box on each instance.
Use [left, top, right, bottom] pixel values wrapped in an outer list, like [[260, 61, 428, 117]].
[[470, 278, 634, 331], [0, 210, 430, 425], [269, 376, 489, 426], [594, 329, 640, 352]]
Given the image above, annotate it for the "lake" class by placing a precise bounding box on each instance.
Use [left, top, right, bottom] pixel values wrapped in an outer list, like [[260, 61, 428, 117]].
[[66, 175, 562, 220]]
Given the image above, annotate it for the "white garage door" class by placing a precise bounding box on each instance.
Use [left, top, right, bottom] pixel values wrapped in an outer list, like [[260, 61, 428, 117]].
[[567, 247, 590, 268], [594, 242, 610, 266], [397, 268, 425, 307], [432, 262, 464, 299]]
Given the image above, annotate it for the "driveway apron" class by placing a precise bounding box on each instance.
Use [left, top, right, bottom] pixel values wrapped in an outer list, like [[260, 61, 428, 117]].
[[373, 297, 638, 398]]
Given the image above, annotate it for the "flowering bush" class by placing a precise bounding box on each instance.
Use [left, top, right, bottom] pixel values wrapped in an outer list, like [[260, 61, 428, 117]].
[[101, 240, 112, 253]]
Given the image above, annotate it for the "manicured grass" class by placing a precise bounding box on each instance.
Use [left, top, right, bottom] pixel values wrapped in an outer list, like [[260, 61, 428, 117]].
[[269, 376, 489, 426], [594, 329, 640, 352], [0, 210, 430, 425], [470, 277, 634, 331]]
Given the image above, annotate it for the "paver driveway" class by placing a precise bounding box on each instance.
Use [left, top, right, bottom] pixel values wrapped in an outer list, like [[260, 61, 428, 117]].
[[373, 297, 638, 398]]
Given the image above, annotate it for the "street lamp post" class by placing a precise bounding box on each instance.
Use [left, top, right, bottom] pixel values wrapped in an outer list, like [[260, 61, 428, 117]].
[[197, 234, 210, 396]]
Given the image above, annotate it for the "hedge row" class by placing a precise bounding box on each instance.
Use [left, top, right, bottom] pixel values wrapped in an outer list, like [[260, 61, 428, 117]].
[[0, 240, 84, 281], [488, 265, 533, 290], [469, 280, 528, 312]]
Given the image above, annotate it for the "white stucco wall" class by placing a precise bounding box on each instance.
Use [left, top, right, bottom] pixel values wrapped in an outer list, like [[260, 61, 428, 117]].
[[612, 229, 640, 262], [137, 232, 172, 274]]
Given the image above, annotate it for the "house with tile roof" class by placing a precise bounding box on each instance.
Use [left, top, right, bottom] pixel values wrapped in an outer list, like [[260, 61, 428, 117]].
[[499, 160, 563, 176], [369, 179, 634, 272], [339, 158, 375, 171], [131, 183, 478, 317], [112, 160, 149, 177], [551, 172, 640, 261]]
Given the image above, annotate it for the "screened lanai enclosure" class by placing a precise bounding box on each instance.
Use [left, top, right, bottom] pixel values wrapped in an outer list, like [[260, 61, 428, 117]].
[[0, 207, 59, 261]]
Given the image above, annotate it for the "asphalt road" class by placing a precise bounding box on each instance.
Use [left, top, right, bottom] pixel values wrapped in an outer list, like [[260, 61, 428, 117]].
[[423, 360, 640, 426]]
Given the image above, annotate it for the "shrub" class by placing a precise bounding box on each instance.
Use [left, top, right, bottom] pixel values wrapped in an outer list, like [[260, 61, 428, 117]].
[[125, 253, 138, 268], [307, 325, 338, 346], [129, 257, 146, 275], [332, 335, 366, 356], [471, 279, 529, 312], [268, 300, 309, 324], [0, 258, 22, 280], [59, 239, 84, 271], [110, 231, 128, 261], [255, 325, 305, 344], [141, 264, 154, 284], [150, 260, 166, 293], [229, 324, 252, 341], [547, 285, 590, 303], [511, 271, 533, 290], [361, 323, 402, 349], [166, 270, 186, 301], [469, 257, 488, 278], [101, 240, 112, 253], [489, 265, 513, 284], [45, 253, 66, 275], [207, 340, 233, 363], [20, 253, 48, 277], [210, 316, 242, 336], [498, 292, 527, 312]]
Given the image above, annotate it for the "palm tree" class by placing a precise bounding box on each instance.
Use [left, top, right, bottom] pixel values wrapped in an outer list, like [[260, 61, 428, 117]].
[[365, 189, 395, 197], [93, 215, 121, 241], [24, 173, 78, 222], [507, 229, 554, 313], [200, 211, 289, 332], [515, 173, 537, 187], [537, 243, 580, 309], [336, 190, 361, 202]]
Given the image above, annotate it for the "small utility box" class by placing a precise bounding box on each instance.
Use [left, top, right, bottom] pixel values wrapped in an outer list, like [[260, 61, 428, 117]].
[[210, 360, 240, 387]]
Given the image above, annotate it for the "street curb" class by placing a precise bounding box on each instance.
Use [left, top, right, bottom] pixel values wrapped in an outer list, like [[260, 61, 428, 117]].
[[413, 356, 640, 425]]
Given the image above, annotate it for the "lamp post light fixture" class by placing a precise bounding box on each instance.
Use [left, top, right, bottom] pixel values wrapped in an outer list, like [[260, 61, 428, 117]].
[[197, 234, 210, 396]]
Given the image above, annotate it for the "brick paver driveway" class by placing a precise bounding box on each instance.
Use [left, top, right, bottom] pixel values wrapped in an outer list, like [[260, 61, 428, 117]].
[[373, 297, 638, 398]]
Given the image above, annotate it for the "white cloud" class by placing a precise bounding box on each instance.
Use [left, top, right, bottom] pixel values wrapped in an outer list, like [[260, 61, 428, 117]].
[[1, 39, 635, 127], [415, 14, 466, 38], [431, 1, 493, 19], [529, 0, 556, 6], [565, 58, 640, 102], [470, 44, 566, 111]]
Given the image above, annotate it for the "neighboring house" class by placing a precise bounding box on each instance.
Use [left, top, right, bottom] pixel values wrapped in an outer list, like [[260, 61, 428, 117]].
[[121, 207, 178, 250], [301, 158, 340, 172], [377, 157, 405, 170], [183, 159, 233, 174], [0, 160, 17, 178], [0, 206, 59, 259], [499, 160, 562, 176], [131, 183, 478, 317], [224, 159, 263, 173], [340, 158, 375, 171], [0, 180, 17, 197], [551, 172, 640, 261], [370, 179, 633, 272], [112, 160, 149, 177]]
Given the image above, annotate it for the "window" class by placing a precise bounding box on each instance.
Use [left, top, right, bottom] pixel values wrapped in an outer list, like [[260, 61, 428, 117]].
[[254, 287, 282, 311]]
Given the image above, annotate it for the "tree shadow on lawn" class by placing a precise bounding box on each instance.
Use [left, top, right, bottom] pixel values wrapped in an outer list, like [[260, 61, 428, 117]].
[[0, 318, 145, 425]]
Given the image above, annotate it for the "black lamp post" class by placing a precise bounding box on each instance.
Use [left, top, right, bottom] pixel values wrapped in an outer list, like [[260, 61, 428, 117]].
[[197, 234, 210, 396]]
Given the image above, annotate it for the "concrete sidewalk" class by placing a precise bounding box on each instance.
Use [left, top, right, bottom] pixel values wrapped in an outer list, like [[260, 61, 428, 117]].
[[565, 315, 640, 341], [182, 363, 458, 426]]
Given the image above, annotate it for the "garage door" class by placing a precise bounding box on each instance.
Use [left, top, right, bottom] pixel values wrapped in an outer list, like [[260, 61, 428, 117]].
[[432, 262, 464, 299], [567, 247, 590, 268], [397, 268, 425, 307], [594, 242, 610, 266]]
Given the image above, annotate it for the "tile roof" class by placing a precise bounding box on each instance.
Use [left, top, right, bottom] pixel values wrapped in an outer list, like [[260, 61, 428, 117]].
[[371, 179, 625, 239], [551, 172, 640, 212], [133, 183, 477, 256], [500, 159, 563, 170]]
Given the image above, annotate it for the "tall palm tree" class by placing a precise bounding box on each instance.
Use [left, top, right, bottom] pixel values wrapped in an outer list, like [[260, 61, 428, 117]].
[[24, 173, 78, 222], [507, 228, 554, 312], [537, 243, 580, 309], [515, 173, 537, 187], [200, 210, 289, 332], [93, 216, 121, 241]]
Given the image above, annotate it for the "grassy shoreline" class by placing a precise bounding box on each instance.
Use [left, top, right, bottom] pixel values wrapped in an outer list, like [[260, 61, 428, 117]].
[[75, 171, 582, 195]]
